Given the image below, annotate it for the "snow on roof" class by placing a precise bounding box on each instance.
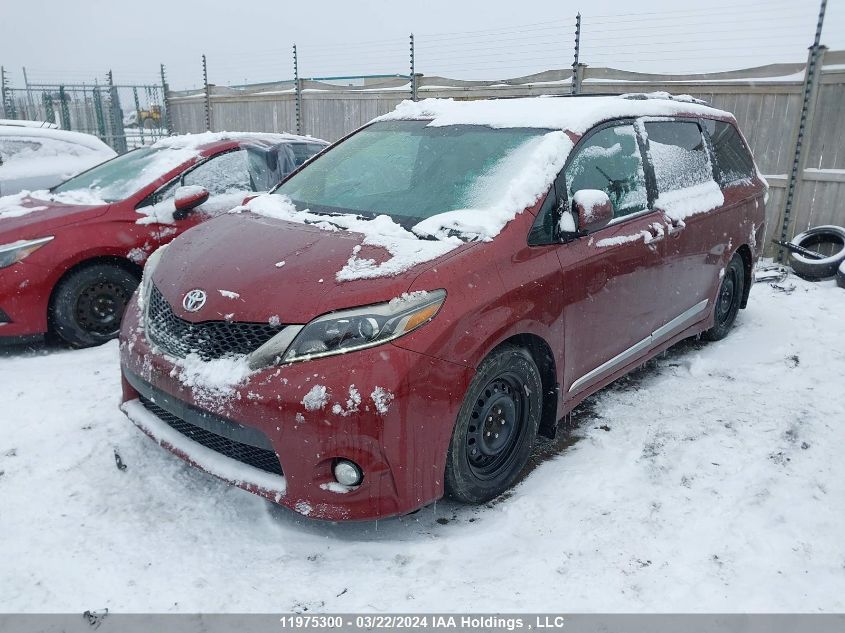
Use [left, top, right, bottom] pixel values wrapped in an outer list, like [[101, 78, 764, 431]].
[[0, 119, 59, 129], [375, 93, 731, 135], [152, 131, 328, 150], [0, 125, 115, 155]]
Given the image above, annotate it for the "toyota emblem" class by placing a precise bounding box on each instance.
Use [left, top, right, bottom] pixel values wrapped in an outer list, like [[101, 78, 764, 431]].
[[182, 289, 207, 312]]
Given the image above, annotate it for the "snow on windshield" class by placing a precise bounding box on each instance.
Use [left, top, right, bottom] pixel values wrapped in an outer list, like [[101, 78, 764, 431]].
[[241, 128, 570, 282], [254, 119, 573, 280], [52, 146, 200, 202]]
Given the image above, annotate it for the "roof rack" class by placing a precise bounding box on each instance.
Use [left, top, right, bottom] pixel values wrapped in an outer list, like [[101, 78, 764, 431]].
[[496, 92, 711, 106], [619, 91, 710, 105]]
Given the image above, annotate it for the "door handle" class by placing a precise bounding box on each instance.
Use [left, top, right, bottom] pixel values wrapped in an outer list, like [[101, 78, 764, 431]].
[[643, 222, 665, 244], [666, 217, 685, 236]]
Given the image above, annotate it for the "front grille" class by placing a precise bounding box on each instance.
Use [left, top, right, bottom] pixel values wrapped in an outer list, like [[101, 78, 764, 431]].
[[139, 395, 283, 476], [146, 285, 284, 360]]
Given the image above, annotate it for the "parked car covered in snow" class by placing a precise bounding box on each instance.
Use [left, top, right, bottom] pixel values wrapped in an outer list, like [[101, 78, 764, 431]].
[[119, 94, 767, 521], [0, 124, 116, 196], [0, 131, 328, 347]]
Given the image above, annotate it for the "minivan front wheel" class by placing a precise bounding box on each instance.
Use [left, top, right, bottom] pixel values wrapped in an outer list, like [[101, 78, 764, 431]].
[[702, 253, 745, 342], [445, 345, 542, 504]]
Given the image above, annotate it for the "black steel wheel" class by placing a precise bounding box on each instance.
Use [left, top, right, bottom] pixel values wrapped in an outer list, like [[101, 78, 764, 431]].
[[445, 344, 542, 504], [702, 253, 745, 342], [50, 264, 140, 347]]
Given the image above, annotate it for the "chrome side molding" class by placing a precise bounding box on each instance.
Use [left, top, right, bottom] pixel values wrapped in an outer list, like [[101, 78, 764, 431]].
[[569, 299, 709, 394]]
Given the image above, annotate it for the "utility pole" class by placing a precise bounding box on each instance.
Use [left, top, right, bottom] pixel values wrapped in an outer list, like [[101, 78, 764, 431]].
[[107, 70, 127, 153], [293, 44, 302, 135], [202, 54, 211, 131], [410, 33, 417, 101], [778, 0, 827, 261], [571, 13, 582, 95], [133, 86, 144, 145], [160, 63, 170, 135], [22, 67, 36, 120], [0, 66, 15, 119], [0, 66, 7, 119]]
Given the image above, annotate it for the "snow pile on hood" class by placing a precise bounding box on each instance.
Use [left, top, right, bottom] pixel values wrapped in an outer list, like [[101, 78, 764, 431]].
[[238, 195, 462, 281], [0, 189, 107, 218], [370, 387, 394, 415], [376, 95, 729, 135], [302, 385, 330, 411]]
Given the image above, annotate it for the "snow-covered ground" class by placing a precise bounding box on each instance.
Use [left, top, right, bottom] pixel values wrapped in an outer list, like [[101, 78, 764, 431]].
[[1, 270, 843, 613]]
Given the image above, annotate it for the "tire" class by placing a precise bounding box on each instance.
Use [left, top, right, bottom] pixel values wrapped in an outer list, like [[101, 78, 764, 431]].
[[445, 344, 543, 504], [50, 264, 140, 348], [702, 253, 745, 342], [837, 259, 845, 290], [788, 225, 845, 280]]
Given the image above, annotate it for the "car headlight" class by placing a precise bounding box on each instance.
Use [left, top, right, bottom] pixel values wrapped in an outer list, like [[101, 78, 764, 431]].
[[0, 236, 54, 269], [138, 244, 168, 310], [249, 289, 446, 368]]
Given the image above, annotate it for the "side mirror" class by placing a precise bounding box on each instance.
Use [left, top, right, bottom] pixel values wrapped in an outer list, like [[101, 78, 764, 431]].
[[572, 189, 613, 233], [173, 186, 210, 220]]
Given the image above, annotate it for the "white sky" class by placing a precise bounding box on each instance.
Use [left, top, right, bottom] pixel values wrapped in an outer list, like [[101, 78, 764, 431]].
[[1, 0, 842, 90]]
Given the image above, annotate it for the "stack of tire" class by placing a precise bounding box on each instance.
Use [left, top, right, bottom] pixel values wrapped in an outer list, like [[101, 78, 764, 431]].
[[788, 225, 845, 289]]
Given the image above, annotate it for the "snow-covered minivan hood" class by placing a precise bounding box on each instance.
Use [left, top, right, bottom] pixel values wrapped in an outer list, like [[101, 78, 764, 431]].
[[151, 211, 476, 325]]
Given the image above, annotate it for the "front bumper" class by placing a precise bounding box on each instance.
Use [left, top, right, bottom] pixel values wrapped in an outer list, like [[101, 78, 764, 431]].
[[0, 261, 53, 338], [119, 297, 473, 521]]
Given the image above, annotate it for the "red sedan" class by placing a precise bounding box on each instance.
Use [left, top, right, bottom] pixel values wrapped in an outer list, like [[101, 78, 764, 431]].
[[0, 132, 327, 346]]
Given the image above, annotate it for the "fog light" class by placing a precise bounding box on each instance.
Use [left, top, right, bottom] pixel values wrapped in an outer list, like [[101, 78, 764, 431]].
[[333, 459, 363, 486]]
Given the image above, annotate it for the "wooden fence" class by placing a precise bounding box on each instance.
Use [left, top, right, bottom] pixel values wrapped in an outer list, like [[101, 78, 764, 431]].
[[167, 49, 845, 256]]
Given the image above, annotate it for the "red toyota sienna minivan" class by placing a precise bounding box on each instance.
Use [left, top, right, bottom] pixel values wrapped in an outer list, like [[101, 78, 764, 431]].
[[119, 94, 767, 521]]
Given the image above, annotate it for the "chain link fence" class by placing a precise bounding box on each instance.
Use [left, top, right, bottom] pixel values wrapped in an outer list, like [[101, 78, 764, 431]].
[[1, 67, 169, 154]]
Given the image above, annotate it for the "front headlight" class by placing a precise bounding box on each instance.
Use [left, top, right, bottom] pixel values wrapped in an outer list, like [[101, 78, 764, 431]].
[[0, 236, 54, 269], [249, 289, 446, 368], [138, 243, 168, 310]]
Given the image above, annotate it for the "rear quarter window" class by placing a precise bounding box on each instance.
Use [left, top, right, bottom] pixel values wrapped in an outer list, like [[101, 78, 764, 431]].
[[0, 138, 43, 161], [702, 119, 755, 185], [644, 120, 713, 193], [289, 143, 326, 167]]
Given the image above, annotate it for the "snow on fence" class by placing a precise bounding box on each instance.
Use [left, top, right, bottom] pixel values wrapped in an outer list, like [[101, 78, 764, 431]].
[[164, 49, 845, 258]]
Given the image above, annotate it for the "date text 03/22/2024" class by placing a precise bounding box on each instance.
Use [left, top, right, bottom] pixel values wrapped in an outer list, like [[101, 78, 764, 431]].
[[277, 615, 567, 630]]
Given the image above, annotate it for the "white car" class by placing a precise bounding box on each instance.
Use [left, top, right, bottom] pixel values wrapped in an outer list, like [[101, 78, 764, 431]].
[[0, 124, 117, 196]]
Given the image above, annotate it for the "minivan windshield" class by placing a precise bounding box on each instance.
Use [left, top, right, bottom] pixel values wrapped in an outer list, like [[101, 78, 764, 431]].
[[273, 120, 548, 227]]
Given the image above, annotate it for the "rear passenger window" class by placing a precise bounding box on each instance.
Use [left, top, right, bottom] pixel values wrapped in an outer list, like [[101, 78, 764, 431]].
[[702, 120, 755, 185], [644, 121, 713, 192], [289, 143, 325, 168], [565, 124, 648, 218]]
